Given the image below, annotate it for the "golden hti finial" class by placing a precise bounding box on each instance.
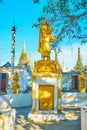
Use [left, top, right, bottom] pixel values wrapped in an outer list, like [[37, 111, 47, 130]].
[[22, 40, 27, 53]]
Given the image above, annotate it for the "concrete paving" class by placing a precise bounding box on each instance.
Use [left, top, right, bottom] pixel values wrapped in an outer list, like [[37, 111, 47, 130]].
[[15, 106, 81, 130]]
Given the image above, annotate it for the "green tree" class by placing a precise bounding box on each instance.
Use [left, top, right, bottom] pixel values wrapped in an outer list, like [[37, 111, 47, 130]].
[[33, 0, 87, 50]]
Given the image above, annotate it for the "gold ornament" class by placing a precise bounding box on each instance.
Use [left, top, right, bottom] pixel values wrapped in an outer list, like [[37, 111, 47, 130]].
[[32, 108, 36, 114], [39, 85, 54, 110], [58, 88, 62, 98], [12, 71, 20, 94], [0, 116, 5, 130], [32, 88, 36, 99], [34, 60, 58, 73], [57, 106, 62, 114], [57, 73, 61, 80]]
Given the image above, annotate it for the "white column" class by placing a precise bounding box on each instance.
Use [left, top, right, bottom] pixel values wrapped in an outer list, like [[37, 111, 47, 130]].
[[32, 79, 36, 113], [57, 75, 62, 113], [54, 78, 58, 112], [36, 82, 39, 112]]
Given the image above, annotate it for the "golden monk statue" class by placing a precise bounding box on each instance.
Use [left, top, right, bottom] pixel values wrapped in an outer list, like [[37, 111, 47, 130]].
[[78, 71, 86, 93], [38, 19, 54, 60]]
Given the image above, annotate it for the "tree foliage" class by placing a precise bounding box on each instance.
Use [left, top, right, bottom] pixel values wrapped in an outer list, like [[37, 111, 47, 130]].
[[0, 0, 3, 4], [33, 0, 40, 4], [33, 0, 87, 50]]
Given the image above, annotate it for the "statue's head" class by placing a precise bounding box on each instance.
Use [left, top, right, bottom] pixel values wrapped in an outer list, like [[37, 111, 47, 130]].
[[44, 19, 48, 24]]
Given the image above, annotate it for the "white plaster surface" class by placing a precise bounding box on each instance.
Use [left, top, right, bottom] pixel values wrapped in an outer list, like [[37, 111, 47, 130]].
[[28, 112, 66, 122], [0, 108, 15, 130], [0, 92, 87, 108], [0, 97, 10, 109], [36, 77, 57, 85], [0, 93, 32, 108], [62, 92, 87, 107], [11, 93, 32, 108]]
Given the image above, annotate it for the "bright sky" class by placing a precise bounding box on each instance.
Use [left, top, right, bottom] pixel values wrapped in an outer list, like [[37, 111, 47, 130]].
[[0, 0, 87, 70]]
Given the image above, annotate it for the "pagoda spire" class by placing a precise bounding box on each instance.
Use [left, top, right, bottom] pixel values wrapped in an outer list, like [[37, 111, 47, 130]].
[[18, 41, 29, 66], [74, 48, 83, 72], [61, 59, 68, 72], [22, 41, 26, 52], [62, 59, 65, 72], [78, 47, 80, 59]]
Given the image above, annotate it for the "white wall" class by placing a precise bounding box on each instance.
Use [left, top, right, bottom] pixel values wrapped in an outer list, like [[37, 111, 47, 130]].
[[0, 92, 32, 108], [62, 92, 87, 107], [0, 92, 87, 108], [10, 93, 32, 108]]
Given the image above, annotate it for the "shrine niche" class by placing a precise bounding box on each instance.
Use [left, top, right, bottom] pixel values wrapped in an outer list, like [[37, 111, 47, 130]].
[[39, 85, 54, 110]]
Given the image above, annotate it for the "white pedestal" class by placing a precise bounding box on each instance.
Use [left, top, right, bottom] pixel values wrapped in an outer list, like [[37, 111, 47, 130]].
[[28, 112, 66, 122], [32, 76, 62, 113]]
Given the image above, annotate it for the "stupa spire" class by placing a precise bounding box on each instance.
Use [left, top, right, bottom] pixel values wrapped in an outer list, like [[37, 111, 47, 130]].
[[18, 41, 29, 66], [23, 41, 26, 52], [74, 48, 83, 72]]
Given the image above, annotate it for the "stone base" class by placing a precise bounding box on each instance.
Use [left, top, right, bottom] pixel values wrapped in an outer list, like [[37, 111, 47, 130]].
[[28, 112, 66, 122]]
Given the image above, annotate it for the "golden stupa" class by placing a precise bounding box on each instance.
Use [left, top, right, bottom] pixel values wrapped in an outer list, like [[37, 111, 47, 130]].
[[74, 48, 83, 72], [18, 41, 33, 71], [18, 41, 29, 66]]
